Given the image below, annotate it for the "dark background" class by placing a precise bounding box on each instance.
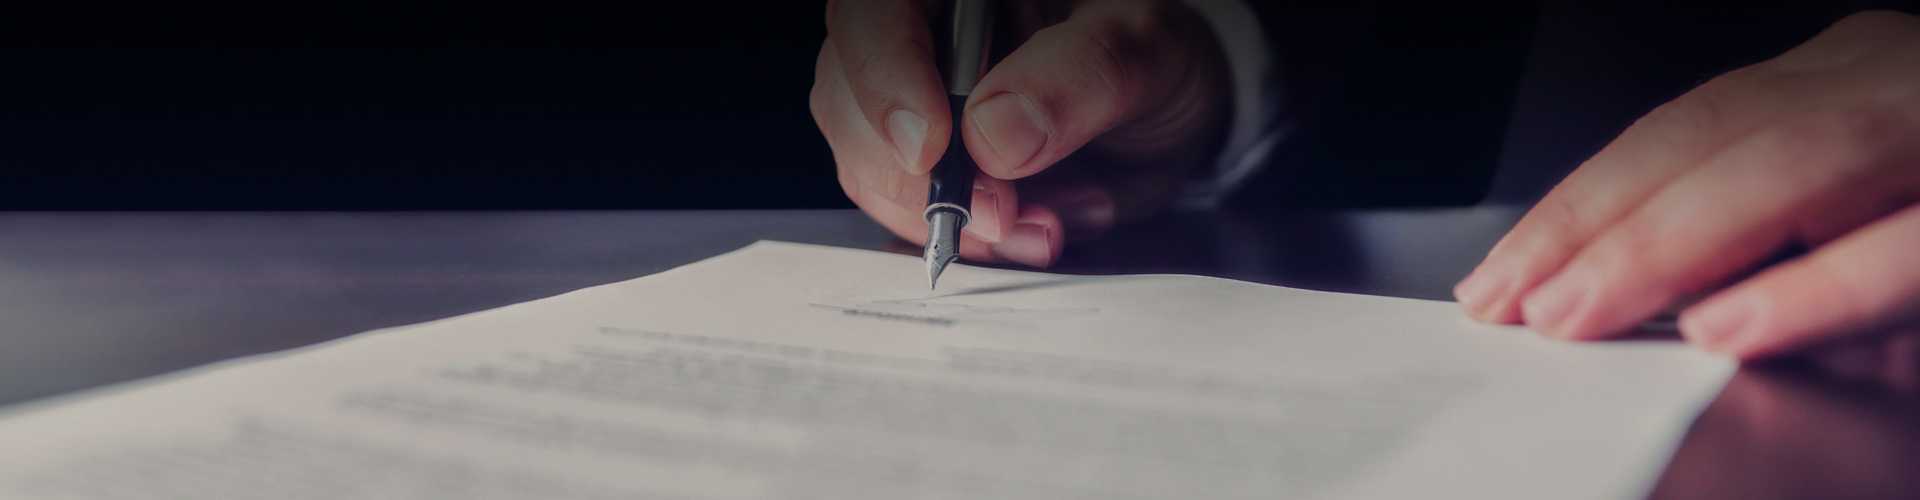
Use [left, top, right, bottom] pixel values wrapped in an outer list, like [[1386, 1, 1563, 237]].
[[2, 7, 836, 210], [0, 2, 1908, 210]]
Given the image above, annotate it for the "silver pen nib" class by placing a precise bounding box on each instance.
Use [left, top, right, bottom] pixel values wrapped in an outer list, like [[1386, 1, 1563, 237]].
[[924, 209, 964, 289]]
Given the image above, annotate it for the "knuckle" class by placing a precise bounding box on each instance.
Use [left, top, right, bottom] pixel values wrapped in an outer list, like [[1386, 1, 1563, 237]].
[[811, 42, 842, 115], [1832, 10, 1920, 35], [811, 105, 834, 142], [1586, 220, 1667, 292], [1756, 107, 1903, 175], [1030, 20, 1141, 110], [823, 0, 854, 36], [1768, 10, 1920, 73], [1513, 208, 1574, 260], [1081, 29, 1138, 107], [810, 98, 831, 138], [810, 60, 840, 139], [1760, 120, 1833, 162], [809, 78, 832, 120], [809, 79, 829, 114], [1613, 68, 1787, 157], [1491, 190, 1587, 278], [1640, 77, 1746, 140], [851, 158, 918, 208], [853, 44, 889, 84], [1540, 182, 1596, 233], [1826, 106, 1912, 156], [1880, 64, 1920, 103], [1798, 255, 1874, 325], [1514, 183, 1598, 252], [885, 169, 920, 207], [837, 166, 862, 204]]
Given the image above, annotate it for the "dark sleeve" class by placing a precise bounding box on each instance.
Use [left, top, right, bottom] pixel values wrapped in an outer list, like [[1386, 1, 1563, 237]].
[[1229, 0, 1539, 209]]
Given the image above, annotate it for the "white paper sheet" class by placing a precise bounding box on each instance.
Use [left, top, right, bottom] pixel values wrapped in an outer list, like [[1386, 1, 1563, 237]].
[[0, 241, 1733, 500]]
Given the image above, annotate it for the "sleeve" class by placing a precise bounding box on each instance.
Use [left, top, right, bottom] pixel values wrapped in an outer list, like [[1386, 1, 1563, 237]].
[[1170, 0, 1289, 210]]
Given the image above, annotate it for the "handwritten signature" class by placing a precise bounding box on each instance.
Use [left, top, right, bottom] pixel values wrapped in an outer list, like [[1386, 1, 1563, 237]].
[[807, 299, 1100, 328]]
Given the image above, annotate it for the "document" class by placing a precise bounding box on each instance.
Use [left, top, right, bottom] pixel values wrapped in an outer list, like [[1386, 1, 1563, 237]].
[[0, 241, 1732, 500]]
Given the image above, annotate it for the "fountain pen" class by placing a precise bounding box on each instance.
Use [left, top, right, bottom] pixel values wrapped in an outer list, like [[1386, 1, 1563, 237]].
[[924, 0, 994, 289]]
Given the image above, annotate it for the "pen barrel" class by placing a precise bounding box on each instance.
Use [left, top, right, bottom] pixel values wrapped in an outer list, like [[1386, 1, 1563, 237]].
[[945, 0, 993, 96], [925, 0, 991, 228], [925, 94, 977, 220]]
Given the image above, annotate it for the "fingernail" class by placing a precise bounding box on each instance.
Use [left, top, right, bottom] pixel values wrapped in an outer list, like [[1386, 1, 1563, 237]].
[[886, 109, 930, 175], [1453, 265, 1512, 317], [993, 221, 1057, 267], [1680, 293, 1754, 348], [970, 92, 1048, 175], [963, 186, 1005, 243], [1522, 272, 1589, 337]]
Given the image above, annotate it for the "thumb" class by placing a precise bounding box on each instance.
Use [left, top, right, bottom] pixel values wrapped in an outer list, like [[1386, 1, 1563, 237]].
[[961, 0, 1227, 180]]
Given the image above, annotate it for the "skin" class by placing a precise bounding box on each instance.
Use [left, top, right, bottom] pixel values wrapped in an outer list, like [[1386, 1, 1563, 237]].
[[1454, 10, 1920, 360], [811, 0, 1230, 267], [815, 4, 1920, 360]]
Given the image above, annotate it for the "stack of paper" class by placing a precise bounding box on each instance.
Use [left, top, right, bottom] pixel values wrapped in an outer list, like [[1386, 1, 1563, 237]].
[[0, 241, 1731, 500]]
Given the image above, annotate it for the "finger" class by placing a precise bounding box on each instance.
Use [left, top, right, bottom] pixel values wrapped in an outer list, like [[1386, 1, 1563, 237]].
[[1519, 109, 1920, 340], [1765, 10, 1920, 73], [1019, 182, 1116, 240], [1012, 137, 1199, 232], [990, 203, 1067, 268], [961, 0, 1223, 180], [1680, 203, 1920, 360], [847, 176, 1013, 265], [1454, 67, 1815, 324], [826, 0, 951, 175], [1803, 331, 1920, 392], [817, 38, 1019, 244]]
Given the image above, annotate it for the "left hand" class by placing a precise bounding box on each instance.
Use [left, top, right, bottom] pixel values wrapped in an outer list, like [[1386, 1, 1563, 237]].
[[1454, 10, 1920, 360]]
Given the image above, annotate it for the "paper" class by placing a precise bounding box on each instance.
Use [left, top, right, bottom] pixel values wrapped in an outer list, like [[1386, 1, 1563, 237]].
[[0, 241, 1732, 500]]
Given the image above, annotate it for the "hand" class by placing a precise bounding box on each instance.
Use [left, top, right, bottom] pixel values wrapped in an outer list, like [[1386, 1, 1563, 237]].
[[1454, 11, 1920, 360], [811, 0, 1230, 267]]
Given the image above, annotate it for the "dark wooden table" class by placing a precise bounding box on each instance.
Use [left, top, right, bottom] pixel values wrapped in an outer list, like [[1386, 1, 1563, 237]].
[[0, 209, 1913, 499]]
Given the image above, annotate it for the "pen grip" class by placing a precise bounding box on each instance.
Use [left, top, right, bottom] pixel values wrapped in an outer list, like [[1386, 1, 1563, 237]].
[[926, 94, 976, 213]]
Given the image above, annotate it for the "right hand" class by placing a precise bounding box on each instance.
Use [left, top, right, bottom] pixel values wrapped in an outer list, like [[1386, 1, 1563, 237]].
[[811, 0, 1232, 267]]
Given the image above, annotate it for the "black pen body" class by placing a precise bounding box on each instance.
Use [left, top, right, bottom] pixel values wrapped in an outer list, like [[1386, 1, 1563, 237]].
[[926, 94, 977, 214]]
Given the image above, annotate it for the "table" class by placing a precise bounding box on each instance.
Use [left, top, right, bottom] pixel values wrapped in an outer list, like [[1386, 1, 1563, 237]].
[[0, 209, 1913, 499]]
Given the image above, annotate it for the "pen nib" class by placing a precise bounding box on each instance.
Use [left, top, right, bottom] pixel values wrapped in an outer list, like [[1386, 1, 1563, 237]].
[[926, 248, 952, 289], [924, 210, 963, 289]]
